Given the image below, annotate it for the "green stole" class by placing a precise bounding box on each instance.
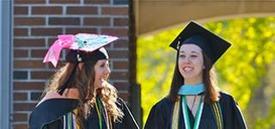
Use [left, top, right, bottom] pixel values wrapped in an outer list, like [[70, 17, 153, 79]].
[[181, 96, 204, 129], [172, 84, 224, 129], [177, 84, 205, 129], [95, 97, 111, 129]]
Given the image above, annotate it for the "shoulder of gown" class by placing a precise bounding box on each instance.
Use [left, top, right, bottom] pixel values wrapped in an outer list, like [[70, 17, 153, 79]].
[[144, 97, 174, 129], [29, 98, 79, 129], [113, 98, 140, 129], [219, 92, 248, 129]]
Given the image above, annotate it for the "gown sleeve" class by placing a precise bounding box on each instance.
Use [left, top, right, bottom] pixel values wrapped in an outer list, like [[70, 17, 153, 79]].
[[144, 98, 172, 129], [221, 93, 247, 129], [114, 98, 140, 129], [40, 119, 63, 129], [28, 99, 79, 129], [231, 99, 247, 129]]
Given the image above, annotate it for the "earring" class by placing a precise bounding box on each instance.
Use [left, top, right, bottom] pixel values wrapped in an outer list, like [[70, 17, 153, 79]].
[[77, 53, 82, 62]]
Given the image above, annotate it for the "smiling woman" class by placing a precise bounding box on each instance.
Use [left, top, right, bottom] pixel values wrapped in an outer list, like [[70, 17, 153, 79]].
[[94, 59, 111, 90], [139, 17, 275, 129], [178, 44, 204, 84], [144, 21, 247, 129], [29, 33, 139, 129]]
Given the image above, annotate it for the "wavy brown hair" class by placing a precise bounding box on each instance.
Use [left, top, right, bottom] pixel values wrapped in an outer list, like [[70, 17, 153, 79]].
[[95, 82, 124, 122], [41, 58, 123, 128], [168, 51, 220, 104]]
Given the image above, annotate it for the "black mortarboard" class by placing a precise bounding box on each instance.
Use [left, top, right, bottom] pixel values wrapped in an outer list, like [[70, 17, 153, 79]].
[[170, 21, 231, 65]]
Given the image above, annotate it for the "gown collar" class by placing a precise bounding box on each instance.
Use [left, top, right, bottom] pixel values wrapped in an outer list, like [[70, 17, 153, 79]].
[[178, 83, 205, 95]]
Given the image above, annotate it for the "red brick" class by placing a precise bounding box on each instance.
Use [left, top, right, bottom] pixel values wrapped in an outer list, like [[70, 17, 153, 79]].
[[113, 39, 128, 48], [65, 27, 98, 34], [14, 38, 45, 47], [14, 60, 45, 69], [102, 7, 128, 15], [14, 49, 28, 58], [49, 0, 80, 4], [13, 92, 28, 101], [14, 0, 45, 4], [84, 17, 110, 26], [31, 71, 54, 80], [84, 0, 110, 4], [104, 43, 112, 49], [12, 113, 28, 122], [13, 123, 28, 129], [101, 28, 128, 37], [109, 71, 128, 80], [31, 28, 63, 36], [30, 49, 47, 58], [14, 28, 28, 36], [114, 17, 128, 26], [14, 6, 28, 15], [32, 6, 62, 15], [66, 6, 98, 15], [113, 60, 128, 69], [14, 17, 45, 25], [49, 17, 80, 25], [109, 50, 128, 58], [14, 82, 45, 90], [14, 102, 37, 111], [47, 62, 66, 69], [47, 38, 58, 46]]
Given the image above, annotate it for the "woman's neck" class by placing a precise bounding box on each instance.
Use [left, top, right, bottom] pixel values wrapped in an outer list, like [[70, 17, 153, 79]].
[[184, 79, 203, 85], [184, 72, 203, 85]]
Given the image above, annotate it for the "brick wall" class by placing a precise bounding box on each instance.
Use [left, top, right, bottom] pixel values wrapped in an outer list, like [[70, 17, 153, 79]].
[[12, 0, 129, 128]]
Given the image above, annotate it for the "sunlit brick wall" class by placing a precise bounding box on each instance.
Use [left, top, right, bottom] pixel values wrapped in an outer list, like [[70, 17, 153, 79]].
[[12, 0, 129, 128]]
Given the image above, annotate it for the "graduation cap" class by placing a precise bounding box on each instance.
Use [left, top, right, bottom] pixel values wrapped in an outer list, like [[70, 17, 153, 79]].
[[43, 33, 118, 67], [170, 21, 231, 65], [42, 33, 118, 95]]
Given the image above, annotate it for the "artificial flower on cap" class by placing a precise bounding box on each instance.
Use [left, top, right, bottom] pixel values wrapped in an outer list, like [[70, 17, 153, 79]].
[[43, 33, 118, 67], [169, 21, 231, 66]]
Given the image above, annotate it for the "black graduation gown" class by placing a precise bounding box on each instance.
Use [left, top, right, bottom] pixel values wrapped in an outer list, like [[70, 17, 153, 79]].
[[144, 92, 247, 129], [29, 98, 79, 129], [86, 98, 140, 129]]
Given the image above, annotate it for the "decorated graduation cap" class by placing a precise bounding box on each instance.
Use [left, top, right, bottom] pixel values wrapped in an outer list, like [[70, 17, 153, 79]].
[[170, 21, 231, 65], [43, 33, 118, 67], [43, 33, 118, 95]]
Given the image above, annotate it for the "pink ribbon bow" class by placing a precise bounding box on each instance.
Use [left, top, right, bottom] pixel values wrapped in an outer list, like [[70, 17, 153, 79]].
[[43, 34, 75, 67]]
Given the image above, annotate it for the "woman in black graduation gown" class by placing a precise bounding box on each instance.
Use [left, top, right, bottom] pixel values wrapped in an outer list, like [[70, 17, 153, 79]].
[[29, 33, 139, 129], [144, 21, 247, 129]]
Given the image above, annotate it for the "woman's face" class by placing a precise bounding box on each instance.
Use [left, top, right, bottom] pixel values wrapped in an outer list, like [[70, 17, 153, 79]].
[[94, 59, 111, 90], [178, 44, 204, 84]]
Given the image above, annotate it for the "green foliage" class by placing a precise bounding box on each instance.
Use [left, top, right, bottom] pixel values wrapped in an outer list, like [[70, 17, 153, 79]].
[[137, 17, 275, 128], [137, 29, 179, 122]]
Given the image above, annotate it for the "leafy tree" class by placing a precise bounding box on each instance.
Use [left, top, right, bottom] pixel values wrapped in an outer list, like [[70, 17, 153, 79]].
[[138, 17, 275, 128]]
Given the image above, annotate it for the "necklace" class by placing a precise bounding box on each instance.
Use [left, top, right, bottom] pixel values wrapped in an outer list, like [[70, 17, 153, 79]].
[[182, 96, 204, 129], [190, 96, 197, 113], [188, 95, 199, 116]]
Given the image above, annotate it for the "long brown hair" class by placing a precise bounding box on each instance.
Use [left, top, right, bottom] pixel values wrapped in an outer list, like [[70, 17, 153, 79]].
[[168, 51, 220, 104], [41, 59, 96, 128], [42, 53, 123, 128]]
